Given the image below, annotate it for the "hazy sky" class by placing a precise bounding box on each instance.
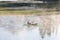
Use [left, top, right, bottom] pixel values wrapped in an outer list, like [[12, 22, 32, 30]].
[[0, 0, 17, 1]]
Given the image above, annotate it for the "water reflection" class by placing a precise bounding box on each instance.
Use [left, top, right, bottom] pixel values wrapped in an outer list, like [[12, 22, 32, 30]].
[[0, 15, 57, 40]]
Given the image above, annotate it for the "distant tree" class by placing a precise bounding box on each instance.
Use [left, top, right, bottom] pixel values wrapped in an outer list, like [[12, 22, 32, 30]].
[[56, 0, 60, 11]]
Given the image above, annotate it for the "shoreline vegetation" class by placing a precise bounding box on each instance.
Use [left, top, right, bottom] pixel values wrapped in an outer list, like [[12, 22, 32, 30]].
[[0, 1, 59, 15], [0, 9, 59, 15]]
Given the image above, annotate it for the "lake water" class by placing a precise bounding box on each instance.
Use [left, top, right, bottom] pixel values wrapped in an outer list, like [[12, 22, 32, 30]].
[[0, 15, 59, 40]]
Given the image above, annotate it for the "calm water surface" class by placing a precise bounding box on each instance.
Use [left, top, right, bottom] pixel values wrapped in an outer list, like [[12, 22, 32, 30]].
[[0, 15, 58, 40]]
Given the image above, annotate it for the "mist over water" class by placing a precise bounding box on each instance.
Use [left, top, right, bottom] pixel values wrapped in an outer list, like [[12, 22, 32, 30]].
[[0, 15, 58, 40]]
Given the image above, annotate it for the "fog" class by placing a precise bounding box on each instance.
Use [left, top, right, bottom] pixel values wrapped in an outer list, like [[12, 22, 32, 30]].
[[0, 15, 59, 40]]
